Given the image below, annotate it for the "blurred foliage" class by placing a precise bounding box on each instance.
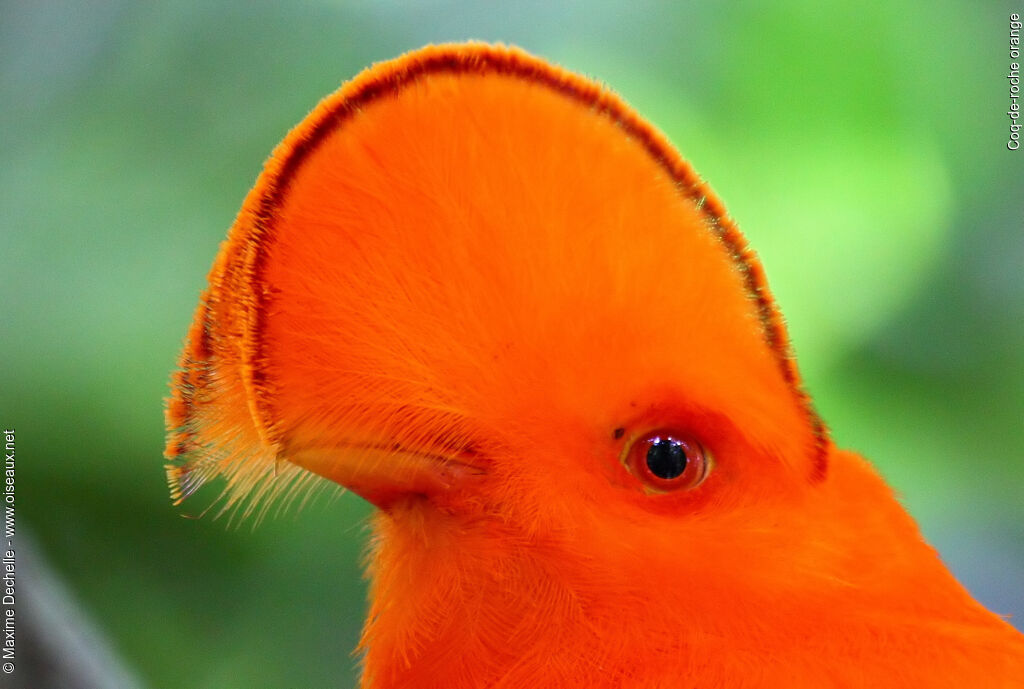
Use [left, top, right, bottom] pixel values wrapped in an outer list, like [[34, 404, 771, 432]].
[[1, 1, 1021, 687]]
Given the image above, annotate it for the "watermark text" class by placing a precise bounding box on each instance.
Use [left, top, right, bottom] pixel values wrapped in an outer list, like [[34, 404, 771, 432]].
[[3, 429, 15, 676], [1009, 13, 1021, 149]]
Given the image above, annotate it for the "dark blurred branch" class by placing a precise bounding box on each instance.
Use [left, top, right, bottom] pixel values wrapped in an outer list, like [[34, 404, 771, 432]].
[[10, 529, 146, 689]]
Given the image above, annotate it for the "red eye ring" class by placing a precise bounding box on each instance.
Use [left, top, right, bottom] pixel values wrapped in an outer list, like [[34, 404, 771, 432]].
[[622, 430, 710, 492]]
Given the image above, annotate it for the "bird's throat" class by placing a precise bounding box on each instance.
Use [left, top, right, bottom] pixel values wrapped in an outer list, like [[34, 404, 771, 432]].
[[356, 507, 611, 689]]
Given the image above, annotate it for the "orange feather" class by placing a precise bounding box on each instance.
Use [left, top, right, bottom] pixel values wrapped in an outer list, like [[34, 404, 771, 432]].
[[165, 43, 1024, 687]]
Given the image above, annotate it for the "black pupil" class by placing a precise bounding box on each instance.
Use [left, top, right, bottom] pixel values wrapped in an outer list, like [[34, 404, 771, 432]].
[[646, 438, 687, 479]]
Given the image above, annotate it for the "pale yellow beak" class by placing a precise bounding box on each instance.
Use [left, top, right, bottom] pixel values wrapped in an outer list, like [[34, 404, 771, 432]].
[[286, 443, 483, 509]]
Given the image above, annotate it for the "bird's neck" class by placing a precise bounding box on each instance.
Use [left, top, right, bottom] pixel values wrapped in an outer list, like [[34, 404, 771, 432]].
[[354, 464, 1024, 689], [356, 503, 620, 689]]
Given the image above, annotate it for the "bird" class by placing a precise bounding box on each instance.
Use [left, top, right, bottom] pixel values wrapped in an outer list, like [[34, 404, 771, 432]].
[[164, 43, 1024, 688]]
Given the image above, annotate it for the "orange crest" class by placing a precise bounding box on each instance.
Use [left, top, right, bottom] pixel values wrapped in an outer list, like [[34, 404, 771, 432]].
[[164, 43, 827, 519]]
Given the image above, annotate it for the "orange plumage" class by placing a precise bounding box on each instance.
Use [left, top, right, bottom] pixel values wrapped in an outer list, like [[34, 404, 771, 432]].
[[165, 43, 1024, 688]]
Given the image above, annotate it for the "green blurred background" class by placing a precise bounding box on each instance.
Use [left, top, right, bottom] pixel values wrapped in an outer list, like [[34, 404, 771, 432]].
[[2, 1, 1022, 687]]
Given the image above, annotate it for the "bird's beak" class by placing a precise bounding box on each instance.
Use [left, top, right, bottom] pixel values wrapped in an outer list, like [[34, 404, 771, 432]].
[[286, 444, 482, 510]]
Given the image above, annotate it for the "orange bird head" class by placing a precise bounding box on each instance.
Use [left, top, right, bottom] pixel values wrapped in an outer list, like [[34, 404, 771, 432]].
[[165, 44, 1024, 688]]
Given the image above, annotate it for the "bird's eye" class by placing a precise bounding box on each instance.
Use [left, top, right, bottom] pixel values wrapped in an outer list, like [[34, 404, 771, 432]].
[[622, 430, 709, 492]]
